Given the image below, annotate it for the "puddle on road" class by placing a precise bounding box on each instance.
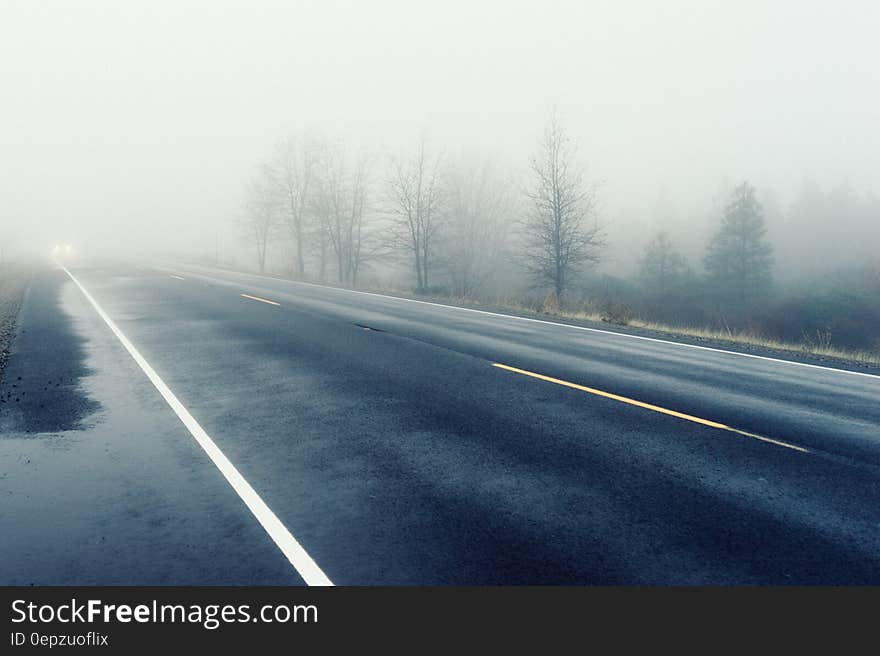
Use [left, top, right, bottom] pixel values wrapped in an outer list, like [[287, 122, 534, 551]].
[[0, 271, 101, 435]]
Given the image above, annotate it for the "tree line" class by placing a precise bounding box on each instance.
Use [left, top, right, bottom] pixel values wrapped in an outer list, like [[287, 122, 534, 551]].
[[238, 115, 880, 354], [639, 181, 775, 306], [240, 116, 610, 301]]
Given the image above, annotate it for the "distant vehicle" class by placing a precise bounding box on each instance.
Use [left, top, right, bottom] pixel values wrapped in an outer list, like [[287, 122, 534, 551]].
[[51, 243, 75, 257]]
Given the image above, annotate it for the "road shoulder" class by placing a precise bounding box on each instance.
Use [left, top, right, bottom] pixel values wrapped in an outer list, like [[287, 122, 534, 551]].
[[0, 262, 32, 384]]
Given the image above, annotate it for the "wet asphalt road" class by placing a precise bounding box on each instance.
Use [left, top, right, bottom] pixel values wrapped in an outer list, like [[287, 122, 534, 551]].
[[1, 260, 879, 585]]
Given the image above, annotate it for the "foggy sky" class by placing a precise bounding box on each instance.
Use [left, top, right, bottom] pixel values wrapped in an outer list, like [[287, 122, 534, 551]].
[[2, 0, 879, 273]]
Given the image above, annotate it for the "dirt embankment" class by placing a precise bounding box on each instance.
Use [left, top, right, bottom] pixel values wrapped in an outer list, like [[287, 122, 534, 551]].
[[0, 264, 32, 381]]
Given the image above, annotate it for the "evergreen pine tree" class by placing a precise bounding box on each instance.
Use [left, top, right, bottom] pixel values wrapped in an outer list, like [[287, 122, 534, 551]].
[[704, 182, 774, 302]]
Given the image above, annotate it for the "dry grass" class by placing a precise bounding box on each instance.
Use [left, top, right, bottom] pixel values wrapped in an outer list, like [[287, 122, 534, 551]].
[[537, 306, 880, 367], [623, 318, 880, 366]]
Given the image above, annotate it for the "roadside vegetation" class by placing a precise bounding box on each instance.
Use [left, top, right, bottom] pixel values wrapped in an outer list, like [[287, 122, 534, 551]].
[[231, 114, 880, 366]]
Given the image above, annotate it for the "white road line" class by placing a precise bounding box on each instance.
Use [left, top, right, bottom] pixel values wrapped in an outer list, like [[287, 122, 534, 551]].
[[173, 265, 880, 381], [61, 266, 333, 587], [240, 293, 280, 306]]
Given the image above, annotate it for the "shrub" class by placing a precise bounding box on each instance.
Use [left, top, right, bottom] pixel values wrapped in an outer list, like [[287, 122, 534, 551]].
[[602, 302, 633, 326], [541, 291, 560, 315]]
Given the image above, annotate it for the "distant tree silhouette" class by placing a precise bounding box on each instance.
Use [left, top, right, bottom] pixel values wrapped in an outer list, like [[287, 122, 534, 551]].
[[265, 135, 316, 279], [241, 171, 281, 273], [704, 182, 773, 303], [521, 113, 604, 303], [441, 157, 512, 298], [639, 232, 688, 294], [385, 135, 444, 292]]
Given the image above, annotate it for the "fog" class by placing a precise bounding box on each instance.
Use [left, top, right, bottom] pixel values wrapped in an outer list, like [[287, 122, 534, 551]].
[[2, 1, 879, 332]]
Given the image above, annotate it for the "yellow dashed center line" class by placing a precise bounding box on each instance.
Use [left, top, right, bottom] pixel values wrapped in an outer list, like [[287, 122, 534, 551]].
[[492, 363, 809, 454], [240, 293, 281, 306]]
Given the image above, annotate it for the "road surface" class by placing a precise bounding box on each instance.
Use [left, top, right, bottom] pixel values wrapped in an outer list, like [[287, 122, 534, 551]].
[[1, 260, 879, 584]]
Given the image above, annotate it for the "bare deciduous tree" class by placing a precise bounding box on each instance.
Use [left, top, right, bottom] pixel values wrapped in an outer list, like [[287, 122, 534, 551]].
[[308, 139, 333, 282], [266, 135, 315, 279], [241, 171, 280, 273], [704, 181, 774, 303], [385, 137, 443, 291], [441, 157, 512, 297], [343, 154, 372, 286], [521, 115, 604, 302], [312, 143, 374, 286]]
